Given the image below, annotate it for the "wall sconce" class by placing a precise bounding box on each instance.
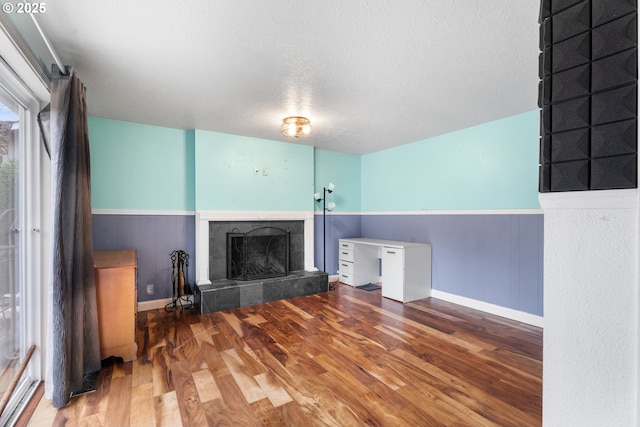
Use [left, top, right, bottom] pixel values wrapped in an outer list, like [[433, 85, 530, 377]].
[[314, 183, 335, 273], [281, 116, 311, 138]]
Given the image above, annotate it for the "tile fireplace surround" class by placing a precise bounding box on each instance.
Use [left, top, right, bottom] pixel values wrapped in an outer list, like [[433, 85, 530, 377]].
[[193, 211, 328, 313]]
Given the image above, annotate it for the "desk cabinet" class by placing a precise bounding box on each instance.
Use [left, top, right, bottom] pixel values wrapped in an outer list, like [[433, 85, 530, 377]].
[[339, 238, 431, 303], [94, 249, 138, 362], [381, 244, 431, 302], [337, 240, 379, 286], [381, 247, 404, 301]]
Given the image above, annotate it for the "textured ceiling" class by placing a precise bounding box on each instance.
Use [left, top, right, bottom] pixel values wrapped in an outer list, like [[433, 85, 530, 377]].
[[35, 0, 540, 154]]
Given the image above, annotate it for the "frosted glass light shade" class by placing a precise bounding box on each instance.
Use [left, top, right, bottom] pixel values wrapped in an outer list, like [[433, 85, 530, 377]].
[[281, 116, 311, 138]]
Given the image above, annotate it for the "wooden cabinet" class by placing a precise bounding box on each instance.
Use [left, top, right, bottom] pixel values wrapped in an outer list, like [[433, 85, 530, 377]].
[[94, 249, 138, 362], [338, 238, 431, 303]]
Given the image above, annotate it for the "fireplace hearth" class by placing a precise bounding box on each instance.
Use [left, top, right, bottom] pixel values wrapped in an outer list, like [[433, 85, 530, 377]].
[[193, 270, 328, 313]]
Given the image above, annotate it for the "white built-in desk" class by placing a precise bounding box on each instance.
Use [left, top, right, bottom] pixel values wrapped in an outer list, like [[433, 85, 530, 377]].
[[337, 238, 432, 303]]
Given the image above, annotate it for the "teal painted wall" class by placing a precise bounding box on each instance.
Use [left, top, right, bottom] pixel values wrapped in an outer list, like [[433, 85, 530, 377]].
[[313, 149, 361, 212], [89, 117, 195, 211], [194, 130, 314, 211], [360, 111, 540, 211], [90, 111, 539, 213]]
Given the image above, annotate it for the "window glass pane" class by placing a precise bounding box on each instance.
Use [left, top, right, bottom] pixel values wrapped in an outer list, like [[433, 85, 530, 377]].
[[0, 93, 22, 403]]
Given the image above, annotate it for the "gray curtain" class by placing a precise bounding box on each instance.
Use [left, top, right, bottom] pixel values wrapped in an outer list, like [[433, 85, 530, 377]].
[[43, 65, 101, 408]]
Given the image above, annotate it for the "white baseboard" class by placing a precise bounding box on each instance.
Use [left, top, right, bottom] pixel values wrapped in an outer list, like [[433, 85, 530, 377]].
[[138, 296, 194, 312], [430, 290, 544, 328]]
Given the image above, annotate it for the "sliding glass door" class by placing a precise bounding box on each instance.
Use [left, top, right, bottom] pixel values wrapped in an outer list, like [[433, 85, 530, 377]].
[[0, 91, 24, 399], [0, 75, 42, 425]]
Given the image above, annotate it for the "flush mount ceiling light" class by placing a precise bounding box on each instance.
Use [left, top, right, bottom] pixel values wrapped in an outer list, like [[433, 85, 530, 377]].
[[281, 116, 311, 138]]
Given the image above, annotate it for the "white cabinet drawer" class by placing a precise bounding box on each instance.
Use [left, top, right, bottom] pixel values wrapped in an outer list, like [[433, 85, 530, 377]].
[[338, 272, 354, 286], [338, 241, 354, 251], [338, 261, 353, 274], [338, 249, 354, 262]]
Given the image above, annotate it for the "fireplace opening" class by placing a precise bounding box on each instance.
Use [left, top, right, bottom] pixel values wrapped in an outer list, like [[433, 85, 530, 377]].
[[227, 226, 290, 281]]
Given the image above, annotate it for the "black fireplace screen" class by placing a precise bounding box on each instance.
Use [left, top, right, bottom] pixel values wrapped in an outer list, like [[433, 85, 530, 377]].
[[227, 226, 290, 281]]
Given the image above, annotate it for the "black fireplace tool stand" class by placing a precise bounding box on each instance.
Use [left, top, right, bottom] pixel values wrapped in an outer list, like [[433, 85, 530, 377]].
[[165, 250, 194, 312]]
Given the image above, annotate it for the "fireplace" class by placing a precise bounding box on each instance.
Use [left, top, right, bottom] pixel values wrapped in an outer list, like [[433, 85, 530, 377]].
[[227, 226, 290, 281], [195, 211, 316, 285], [193, 211, 328, 314]]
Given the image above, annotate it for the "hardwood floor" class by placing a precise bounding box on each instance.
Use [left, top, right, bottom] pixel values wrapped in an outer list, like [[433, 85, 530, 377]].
[[26, 283, 542, 426]]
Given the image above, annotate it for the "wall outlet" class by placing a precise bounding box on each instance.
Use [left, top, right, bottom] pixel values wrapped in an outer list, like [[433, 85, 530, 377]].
[[146, 284, 154, 295]]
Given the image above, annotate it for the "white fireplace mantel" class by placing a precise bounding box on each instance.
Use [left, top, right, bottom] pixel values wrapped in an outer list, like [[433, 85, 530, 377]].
[[195, 210, 316, 285]]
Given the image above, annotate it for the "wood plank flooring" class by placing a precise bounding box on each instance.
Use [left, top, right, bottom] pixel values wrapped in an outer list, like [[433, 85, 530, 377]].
[[26, 283, 542, 426]]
